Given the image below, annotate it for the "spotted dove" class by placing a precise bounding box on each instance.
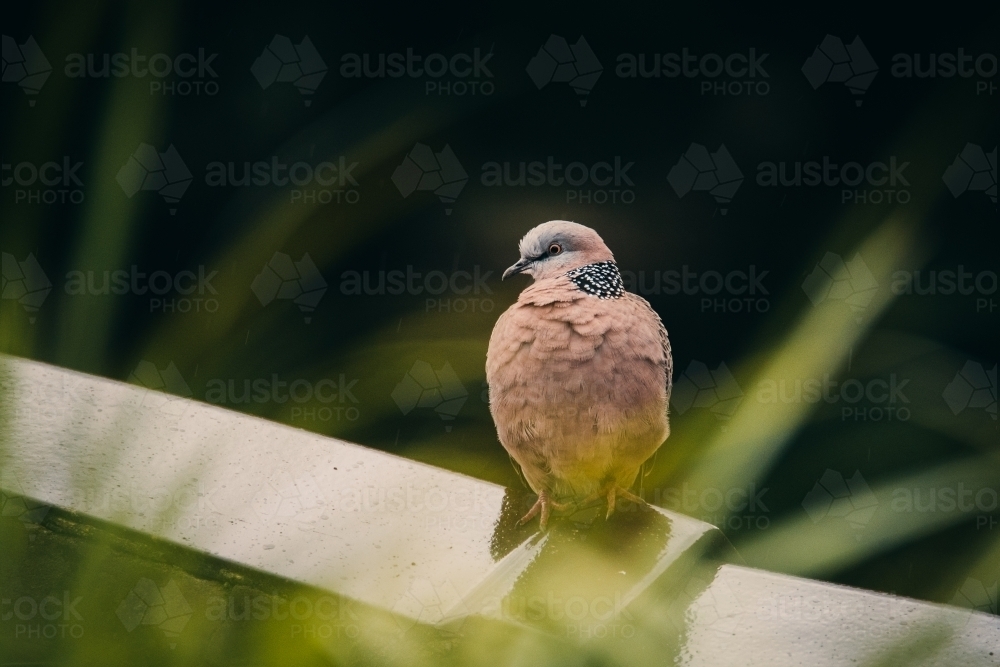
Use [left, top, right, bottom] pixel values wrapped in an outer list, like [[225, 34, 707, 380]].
[[486, 220, 673, 529]]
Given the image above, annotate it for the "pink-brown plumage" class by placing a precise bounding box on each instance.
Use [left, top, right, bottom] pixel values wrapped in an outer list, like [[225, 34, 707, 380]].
[[486, 221, 672, 527]]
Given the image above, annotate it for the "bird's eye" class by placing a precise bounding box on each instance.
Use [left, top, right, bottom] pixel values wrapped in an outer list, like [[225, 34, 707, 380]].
[[548, 243, 562, 255]]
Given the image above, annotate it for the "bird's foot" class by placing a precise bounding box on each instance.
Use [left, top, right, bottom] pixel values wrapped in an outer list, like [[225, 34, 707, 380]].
[[518, 490, 572, 531], [578, 486, 648, 519]]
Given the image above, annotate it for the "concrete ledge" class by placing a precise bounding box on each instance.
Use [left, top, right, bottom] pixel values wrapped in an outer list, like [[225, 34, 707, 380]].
[[1, 354, 997, 666]]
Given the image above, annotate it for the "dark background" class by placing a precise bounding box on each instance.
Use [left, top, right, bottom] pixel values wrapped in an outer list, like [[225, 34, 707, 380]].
[[3, 0, 998, 614]]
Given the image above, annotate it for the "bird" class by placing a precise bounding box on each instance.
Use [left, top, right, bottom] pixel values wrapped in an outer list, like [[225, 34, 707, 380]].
[[486, 220, 672, 530]]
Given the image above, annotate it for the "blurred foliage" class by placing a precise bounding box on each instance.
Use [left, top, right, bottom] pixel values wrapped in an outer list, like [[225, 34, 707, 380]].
[[1, 1, 998, 665]]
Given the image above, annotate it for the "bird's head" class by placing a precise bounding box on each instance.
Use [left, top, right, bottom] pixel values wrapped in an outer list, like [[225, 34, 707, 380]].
[[502, 220, 615, 282]]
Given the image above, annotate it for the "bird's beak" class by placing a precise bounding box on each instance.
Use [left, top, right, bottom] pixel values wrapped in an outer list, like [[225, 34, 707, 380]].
[[502, 258, 532, 280]]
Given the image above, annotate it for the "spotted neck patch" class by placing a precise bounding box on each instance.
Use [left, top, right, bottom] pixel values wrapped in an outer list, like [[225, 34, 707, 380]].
[[565, 261, 625, 299]]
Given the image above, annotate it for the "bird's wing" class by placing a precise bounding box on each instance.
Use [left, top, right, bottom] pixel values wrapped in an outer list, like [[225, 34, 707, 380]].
[[508, 454, 529, 489], [624, 293, 672, 402], [487, 291, 671, 440], [485, 303, 536, 386], [657, 306, 673, 402]]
